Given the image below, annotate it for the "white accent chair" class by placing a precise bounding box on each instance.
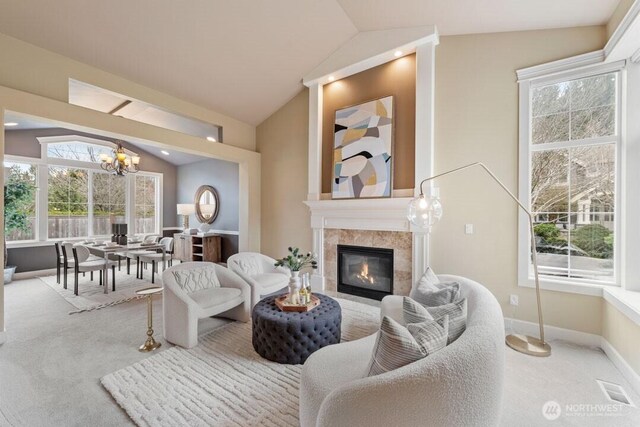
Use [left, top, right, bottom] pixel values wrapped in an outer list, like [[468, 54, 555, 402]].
[[227, 252, 290, 307], [162, 262, 251, 349], [299, 275, 505, 427]]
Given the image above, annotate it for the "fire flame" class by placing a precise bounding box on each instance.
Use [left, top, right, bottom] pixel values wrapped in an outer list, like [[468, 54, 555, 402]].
[[356, 261, 375, 284]]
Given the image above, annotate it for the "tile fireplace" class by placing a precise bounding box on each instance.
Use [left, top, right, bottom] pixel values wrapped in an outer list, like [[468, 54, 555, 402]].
[[337, 244, 394, 300]]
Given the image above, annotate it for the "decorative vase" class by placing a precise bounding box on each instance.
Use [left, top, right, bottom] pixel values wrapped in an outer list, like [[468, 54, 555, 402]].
[[288, 270, 301, 304], [3, 266, 16, 285]]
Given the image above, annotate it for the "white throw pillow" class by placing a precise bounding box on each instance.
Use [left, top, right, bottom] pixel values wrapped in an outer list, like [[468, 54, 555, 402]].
[[411, 281, 460, 307], [172, 266, 221, 293], [416, 266, 439, 289], [368, 315, 448, 377]]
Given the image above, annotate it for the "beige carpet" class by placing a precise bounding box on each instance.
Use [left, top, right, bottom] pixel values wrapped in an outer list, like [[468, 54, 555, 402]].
[[39, 268, 160, 314], [101, 299, 380, 427]]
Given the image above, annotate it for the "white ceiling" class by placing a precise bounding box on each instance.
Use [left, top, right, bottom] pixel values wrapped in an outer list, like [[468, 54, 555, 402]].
[[0, 0, 621, 126], [336, 0, 620, 34]]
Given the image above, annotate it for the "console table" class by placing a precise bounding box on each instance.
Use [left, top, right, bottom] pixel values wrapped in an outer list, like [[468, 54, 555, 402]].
[[173, 233, 221, 263]]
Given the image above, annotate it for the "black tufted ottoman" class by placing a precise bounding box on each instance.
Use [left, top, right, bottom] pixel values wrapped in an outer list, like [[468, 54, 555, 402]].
[[251, 294, 342, 364]]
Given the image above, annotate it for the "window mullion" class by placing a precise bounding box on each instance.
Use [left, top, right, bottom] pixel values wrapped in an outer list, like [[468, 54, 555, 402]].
[[88, 171, 94, 238], [37, 164, 48, 242]]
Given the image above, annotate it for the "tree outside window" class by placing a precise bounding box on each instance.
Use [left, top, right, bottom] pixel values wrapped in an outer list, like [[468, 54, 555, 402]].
[[530, 72, 617, 282]]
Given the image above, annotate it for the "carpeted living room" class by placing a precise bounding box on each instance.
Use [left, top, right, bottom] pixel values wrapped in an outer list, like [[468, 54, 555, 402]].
[[2, 1, 640, 427]]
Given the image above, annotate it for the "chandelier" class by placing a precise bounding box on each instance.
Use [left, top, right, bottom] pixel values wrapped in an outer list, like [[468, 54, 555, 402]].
[[99, 141, 140, 176]]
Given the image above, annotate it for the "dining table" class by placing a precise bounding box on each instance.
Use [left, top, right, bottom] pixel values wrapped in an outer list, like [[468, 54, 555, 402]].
[[78, 241, 167, 294]]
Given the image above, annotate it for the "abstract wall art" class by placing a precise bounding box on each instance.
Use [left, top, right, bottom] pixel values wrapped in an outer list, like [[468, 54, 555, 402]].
[[332, 96, 394, 199]]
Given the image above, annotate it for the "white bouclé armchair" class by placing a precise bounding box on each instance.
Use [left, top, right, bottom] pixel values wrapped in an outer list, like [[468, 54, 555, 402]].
[[227, 252, 290, 307], [162, 262, 251, 349], [299, 275, 505, 427]]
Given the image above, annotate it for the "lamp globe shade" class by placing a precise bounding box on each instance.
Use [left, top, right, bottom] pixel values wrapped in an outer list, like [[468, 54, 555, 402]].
[[407, 194, 443, 230]]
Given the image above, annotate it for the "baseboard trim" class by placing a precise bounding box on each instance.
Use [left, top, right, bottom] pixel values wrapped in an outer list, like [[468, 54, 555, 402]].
[[600, 337, 640, 396], [0, 329, 6, 345], [504, 317, 601, 347], [14, 268, 56, 280], [505, 317, 640, 396]]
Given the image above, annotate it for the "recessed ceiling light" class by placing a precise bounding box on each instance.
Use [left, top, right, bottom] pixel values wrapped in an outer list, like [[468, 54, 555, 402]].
[[394, 50, 402, 58], [4, 122, 19, 127], [161, 150, 170, 155], [328, 75, 335, 82], [206, 136, 217, 142]]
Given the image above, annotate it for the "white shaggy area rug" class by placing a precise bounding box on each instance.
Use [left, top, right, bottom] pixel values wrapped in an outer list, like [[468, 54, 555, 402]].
[[39, 269, 160, 314], [101, 298, 380, 427]]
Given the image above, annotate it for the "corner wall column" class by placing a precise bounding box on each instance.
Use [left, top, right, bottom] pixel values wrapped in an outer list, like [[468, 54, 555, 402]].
[[412, 41, 437, 284], [308, 83, 323, 201]]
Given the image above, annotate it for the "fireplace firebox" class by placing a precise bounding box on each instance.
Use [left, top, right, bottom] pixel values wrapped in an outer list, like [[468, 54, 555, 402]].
[[337, 244, 394, 300]]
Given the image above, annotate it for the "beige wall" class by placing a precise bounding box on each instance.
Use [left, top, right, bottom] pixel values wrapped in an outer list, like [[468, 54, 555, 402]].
[[431, 26, 607, 334], [256, 90, 312, 258], [607, 0, 636, 38], [0, 33, 256, 151], [602, 301, 640, 375]]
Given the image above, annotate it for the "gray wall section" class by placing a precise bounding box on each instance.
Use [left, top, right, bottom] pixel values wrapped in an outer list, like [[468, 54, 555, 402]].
[[177, 158, 240, 262], [7, 245, 57, 273], [5, 127, 179, 272]]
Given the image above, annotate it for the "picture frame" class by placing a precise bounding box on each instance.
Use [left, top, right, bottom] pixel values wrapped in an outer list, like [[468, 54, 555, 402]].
[[331, 95, 394, 199]]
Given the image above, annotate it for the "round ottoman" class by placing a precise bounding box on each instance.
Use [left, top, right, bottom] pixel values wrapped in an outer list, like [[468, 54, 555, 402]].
[[252, 294, 342, 364]]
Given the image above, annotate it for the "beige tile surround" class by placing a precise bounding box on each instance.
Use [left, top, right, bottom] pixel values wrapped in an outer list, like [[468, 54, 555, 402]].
[[323, 229, 412, 296]]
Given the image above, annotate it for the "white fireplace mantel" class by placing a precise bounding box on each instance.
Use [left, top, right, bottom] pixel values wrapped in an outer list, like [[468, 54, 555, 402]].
[[302, 26, 438, 291], [304, 198, 413, 232]]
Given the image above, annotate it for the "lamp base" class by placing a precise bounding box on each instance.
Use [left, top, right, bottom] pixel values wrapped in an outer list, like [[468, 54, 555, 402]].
[[506, 334, 551, 357]]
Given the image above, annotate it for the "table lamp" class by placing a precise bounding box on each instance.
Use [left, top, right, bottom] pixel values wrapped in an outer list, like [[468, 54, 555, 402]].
[[177, 204, 195, 230]]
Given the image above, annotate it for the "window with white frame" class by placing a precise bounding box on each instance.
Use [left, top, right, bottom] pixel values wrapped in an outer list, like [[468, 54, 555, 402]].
[[134, 175, 158, 235], [4, 161, 38, 242], [4, 136, 162, 244], [47, 166, 89, 239], [521, 69, 621, 285]]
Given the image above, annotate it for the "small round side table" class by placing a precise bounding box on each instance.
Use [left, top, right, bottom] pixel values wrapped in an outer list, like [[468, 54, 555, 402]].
[[136, 286, 163, 352]]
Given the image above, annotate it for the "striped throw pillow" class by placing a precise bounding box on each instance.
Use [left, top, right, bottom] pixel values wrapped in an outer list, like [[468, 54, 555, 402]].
[[403, 296, 433, 324], [428, 298, 467, 344], [368, 315, 449, 377]]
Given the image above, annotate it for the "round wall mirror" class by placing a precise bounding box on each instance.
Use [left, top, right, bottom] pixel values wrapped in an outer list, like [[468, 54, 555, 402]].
[[194, 185, 220, 224]]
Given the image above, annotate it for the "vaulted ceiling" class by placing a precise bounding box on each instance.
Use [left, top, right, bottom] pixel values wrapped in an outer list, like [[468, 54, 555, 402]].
[[0, 0, 621, 126]]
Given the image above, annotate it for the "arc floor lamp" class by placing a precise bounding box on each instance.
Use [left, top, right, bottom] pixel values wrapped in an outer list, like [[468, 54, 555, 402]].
[[407, 162, 551, 357]]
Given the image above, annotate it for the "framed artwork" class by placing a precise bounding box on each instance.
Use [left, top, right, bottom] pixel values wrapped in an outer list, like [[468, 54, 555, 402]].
[[332, 96, 394, 199]]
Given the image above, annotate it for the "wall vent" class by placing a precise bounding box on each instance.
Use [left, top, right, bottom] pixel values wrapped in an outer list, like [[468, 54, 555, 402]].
[[596, 379, 635, 406]]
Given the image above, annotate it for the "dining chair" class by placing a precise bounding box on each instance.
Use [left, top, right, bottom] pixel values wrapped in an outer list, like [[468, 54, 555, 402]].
[[143, 234, 161, 244], [61, 242, 76, 290], [71, 246, 117, 295], [138, 237, 174, 284], [54, 242, 64, 284]]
